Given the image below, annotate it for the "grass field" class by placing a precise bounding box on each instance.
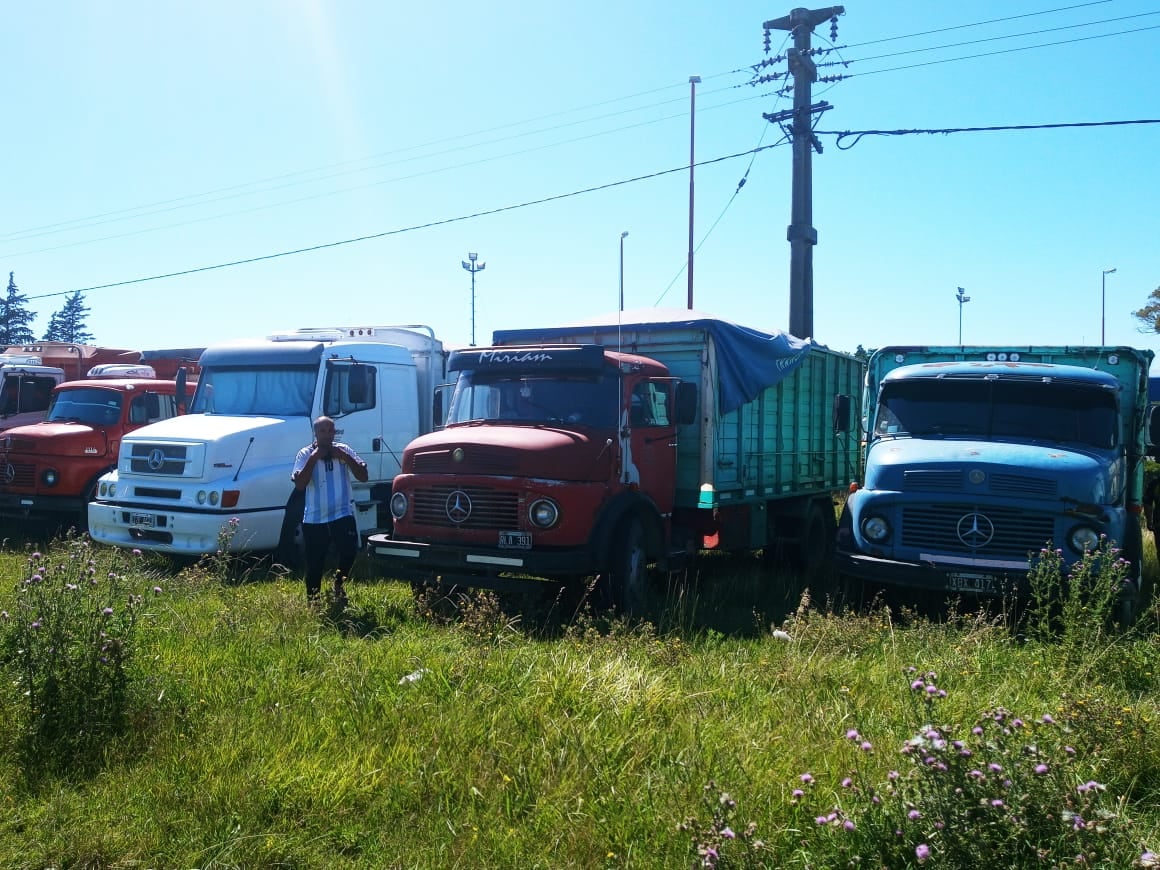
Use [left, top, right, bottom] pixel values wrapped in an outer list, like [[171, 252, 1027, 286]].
[[1, 531, 1159, 868]]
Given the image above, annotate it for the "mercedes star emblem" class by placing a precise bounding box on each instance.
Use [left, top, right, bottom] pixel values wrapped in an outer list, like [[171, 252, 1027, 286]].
[[956, 511, 995, 548], [147, 448, 167, 471], [445, 490, 473, 524]]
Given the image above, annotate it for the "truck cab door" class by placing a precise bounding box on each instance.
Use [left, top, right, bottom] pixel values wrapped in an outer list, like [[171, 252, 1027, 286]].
[[322, 362, 384, 483], [624, 379, 678, 516]]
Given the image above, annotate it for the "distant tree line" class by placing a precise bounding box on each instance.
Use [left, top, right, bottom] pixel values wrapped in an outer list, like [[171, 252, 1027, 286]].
[[0, 272, 93, 346]]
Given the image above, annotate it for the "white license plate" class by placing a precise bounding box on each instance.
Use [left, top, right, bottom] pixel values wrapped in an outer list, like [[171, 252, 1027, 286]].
[[947, 572, 998, 593], [129, 512, 155, 528], [498, 531, 532, 550]]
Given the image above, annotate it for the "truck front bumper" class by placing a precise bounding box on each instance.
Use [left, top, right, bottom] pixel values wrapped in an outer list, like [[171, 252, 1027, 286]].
[[0, 492, 87, 519], [87, 501, 284, 555], [368, 534, 595, 592], [834, 547, 1027, 598]]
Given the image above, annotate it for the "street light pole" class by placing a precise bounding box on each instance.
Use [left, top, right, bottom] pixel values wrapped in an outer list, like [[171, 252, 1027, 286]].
[[461, 252, 486, 346], [956, 286, 971, 345], [687, 75, 700, 311], [619, 231, 629, 311], [1101, 267, 1117, 345]]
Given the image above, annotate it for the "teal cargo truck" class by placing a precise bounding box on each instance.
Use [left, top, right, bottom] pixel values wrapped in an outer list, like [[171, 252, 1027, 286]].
[[369, 310, 864, 610], [836, 345, 1155, 621]]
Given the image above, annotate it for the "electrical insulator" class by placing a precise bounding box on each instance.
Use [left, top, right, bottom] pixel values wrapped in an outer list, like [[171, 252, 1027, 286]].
[[763, 27, 771, 52], [830, 16, 839, 41]]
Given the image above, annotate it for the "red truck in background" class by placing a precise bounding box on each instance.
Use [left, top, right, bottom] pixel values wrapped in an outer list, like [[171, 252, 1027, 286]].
[[0, 343, 201, 435], [0, 363, 198, 531]]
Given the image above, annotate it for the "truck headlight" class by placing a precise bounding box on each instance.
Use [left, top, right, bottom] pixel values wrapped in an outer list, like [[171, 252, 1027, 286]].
[[102, 481, 116, 498], [390, 491, 409, 520], [40, 468, 59, 487], [861, 515, 891, 543], [196, 490, 207, 505], [1068, 525, 1101, 554], [528, 498, 560, 529]]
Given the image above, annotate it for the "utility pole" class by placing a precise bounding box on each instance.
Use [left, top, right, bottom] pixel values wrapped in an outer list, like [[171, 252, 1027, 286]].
[[764, 5, 844, 339], [687, 75, 700, 310], [956, 287, 971, 344], [461, 252, 485, 346]]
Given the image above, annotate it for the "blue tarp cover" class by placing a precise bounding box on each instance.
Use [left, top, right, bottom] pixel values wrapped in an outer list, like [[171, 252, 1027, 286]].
[[493, 308, 814, 416]]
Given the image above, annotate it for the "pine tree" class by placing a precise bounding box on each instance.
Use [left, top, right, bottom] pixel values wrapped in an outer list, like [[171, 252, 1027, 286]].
[[43, 291, 93, 343], [0, 272, 37, 347]]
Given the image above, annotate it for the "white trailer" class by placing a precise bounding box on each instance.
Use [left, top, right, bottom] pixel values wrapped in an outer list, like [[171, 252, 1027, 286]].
[[87, 325, 445, 556]]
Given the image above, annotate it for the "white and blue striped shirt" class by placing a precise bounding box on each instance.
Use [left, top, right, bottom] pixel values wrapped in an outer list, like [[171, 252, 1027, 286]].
[[292, 442, 361, 524]]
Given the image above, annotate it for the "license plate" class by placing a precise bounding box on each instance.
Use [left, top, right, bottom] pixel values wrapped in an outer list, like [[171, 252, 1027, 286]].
[[947, 572, 998, 593], [129, 512, 155, 529], [498, 530, 532, 550]]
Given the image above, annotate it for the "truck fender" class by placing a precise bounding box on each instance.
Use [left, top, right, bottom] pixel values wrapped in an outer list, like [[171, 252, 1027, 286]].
[[589, 491, 664, 568]]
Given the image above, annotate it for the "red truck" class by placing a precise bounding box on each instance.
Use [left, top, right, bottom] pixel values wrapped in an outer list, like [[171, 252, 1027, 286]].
[[0, 365, 196, 531], [0, 343, 200, 434]]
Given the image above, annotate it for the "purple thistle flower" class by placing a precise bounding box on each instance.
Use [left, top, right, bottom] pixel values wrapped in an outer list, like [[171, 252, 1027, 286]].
[[800, 773, 814, 784], [988, 763, 1002, 773], [843, 819, 855, 831], [131, 548, 142, 556], [30, 620, 40, 629], [969, 770, 984, 779], [1042, 713, 1055, 725], [1064, 746, 1076, 755], [888, 770, 899, 780], [991, 799, 1005, 808], [936, 689, 947, 698], [31, 552, 41, 559], [791, 789, 804, 800], [102, 607, 114, 617], [1034, 764, 1049, 775], [153, 586, 163, 594], [908, 809, 921, 820], [926, 685, 938, 696], [841, 778, 852, 788], [916, 844, 931, 863], [973, 726, 984, 736], [860, 741, 873, 752], [721, 827, 735, 840], [846, 728, 860, 740], [911, 680, 925, 691], [815, 816, 828, 826]]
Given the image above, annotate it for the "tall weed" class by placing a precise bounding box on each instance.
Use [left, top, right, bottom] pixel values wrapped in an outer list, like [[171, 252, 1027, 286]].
[[0, 535, 156, 780]]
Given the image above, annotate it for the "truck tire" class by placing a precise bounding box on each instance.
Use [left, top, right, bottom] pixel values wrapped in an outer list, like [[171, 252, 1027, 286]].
[[609, 516, 650, 615], [792, 502, 835, 580], [275, 489, 306, 571], [1117, 517, 1146, 629]]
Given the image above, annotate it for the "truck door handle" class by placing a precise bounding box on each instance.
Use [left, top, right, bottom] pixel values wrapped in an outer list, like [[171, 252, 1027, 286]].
[[373, 437, 382, 451]]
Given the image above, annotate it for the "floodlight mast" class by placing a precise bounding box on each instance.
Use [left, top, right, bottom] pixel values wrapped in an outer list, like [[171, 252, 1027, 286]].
[[461, 252, 486, 346]]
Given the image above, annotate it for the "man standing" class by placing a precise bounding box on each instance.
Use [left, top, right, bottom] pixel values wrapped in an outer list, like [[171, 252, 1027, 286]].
[[291, 415, 369, 604]]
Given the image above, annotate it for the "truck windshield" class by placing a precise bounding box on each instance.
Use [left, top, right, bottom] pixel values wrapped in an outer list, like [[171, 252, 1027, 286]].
[[189, 365, 316, 416], [47, 388, 123, 425], [875, 379, 1118, 449], [447, 371, 619, 427]]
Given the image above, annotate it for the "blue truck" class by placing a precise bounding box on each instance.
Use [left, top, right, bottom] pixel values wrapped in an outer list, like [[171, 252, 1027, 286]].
[[835, 345, 1155, 622]]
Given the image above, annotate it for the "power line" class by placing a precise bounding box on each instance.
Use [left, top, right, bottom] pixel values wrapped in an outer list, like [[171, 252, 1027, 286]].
[[28, 114, 1156, 304], [816, 118, 1160, 150], [25, 141, 789, 302]]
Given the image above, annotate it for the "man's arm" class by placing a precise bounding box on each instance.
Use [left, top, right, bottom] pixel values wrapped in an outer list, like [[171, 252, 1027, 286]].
[[335, 445, 370, 483], [292, 447, 318, 491]]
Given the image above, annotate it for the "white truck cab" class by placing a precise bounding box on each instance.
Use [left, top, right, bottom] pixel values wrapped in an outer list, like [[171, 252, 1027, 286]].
[[87, 325, 445, 556]]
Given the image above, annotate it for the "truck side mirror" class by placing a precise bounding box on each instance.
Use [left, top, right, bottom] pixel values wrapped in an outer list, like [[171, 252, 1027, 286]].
[[833, 394, 852, 432], [433, 383, 453, 429], [1148, 405, 1160, 459], [175, 368, 188, 412], [675, 382, 698, 426], [348, 364, 369, 405]]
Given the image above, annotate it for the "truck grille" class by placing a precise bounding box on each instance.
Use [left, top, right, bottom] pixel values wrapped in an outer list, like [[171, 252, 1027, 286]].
[[412, 446, 519, 475], [1, 462, 35, 488], [412, 486, 520, 530], [900, 504, 1055, 559], [902, 469, 1058, 499], [128, 443, 190, 476]]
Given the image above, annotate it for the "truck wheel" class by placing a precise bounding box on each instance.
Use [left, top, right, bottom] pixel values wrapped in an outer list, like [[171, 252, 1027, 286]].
[[792, 502, 835, 580], [275, 490, 306, 570], [1117, 518, 1146, 629], [609, 516, 650, 615]]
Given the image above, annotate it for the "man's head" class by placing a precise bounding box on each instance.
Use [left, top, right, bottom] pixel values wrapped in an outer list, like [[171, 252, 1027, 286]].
[[313, 415, 337, 447]]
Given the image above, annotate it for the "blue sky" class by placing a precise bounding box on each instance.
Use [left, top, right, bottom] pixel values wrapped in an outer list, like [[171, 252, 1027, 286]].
[[3, 0, 1158, 367]]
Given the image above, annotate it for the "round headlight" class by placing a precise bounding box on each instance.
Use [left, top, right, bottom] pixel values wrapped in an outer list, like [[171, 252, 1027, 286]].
[[528, 498, 559, 529], [208, 491, 220, 506], [196, 490, 207, 505], [1069, 525, 1101, 554], [390, 491, 409, 520], [107, 482, 116, 498], [861, 515, 891, 543], [99, 481, 107, 497], [41, 469, 58, 487]]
